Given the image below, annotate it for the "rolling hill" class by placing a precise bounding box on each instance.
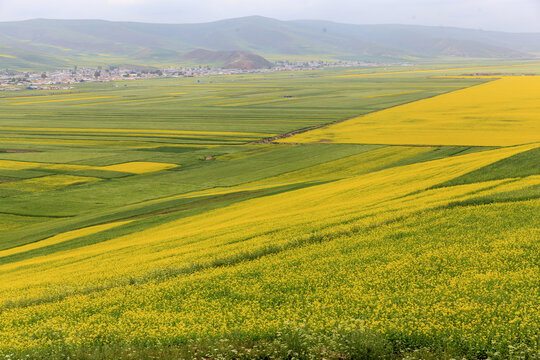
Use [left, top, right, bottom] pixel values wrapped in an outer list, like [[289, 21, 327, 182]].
[[183, 49, 273, 69], [0, 16, 539, 70]]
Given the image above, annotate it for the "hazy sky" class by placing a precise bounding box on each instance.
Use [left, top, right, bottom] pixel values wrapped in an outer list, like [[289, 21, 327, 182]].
[[0, 0, 539, 32]]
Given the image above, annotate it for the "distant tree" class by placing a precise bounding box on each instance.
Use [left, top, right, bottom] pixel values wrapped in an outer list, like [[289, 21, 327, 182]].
[[41, 72, 47, 79], [94, 71, 101, 78]]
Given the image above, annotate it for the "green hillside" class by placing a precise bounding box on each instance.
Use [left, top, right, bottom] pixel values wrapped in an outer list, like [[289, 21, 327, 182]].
[[0, 17, 539, 71]]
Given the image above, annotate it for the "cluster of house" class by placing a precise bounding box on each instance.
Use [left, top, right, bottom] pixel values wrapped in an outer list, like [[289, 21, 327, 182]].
[[0, 60, 385, 92], [0, 66, 163, 91]]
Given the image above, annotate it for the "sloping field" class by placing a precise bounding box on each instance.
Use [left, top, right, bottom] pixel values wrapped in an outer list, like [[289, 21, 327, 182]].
[[0, 65, 539, 359], [0, 143, 538, 359], [284, 76, 540, 146]]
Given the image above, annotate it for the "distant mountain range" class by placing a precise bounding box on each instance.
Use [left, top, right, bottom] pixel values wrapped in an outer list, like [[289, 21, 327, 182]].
[[0, 16, 539, 70]]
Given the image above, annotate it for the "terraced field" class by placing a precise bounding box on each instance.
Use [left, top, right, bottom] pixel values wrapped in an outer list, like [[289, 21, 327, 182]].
[[0, 64, 539, 359]]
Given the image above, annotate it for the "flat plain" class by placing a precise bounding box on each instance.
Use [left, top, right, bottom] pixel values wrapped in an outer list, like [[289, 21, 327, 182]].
[[0, 62, 539, 359]]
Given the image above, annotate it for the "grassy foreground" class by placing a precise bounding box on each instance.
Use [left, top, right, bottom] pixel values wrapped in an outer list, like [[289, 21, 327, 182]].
[[0, 64, 539, 359]]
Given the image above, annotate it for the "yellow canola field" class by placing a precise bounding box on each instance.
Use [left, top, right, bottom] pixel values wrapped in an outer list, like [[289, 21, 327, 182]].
[[1, 199, 536, 351], [0, 160, 42, 170], [0, 159, 179, 191], [0, 144, 537, 352], [0, 221, 132, 258], [0, 160, 92, 173], [0, 143, 535, 303], [429, 75, 508, 79], [283, 77, 540, 146], [97, 161, 179, 174]]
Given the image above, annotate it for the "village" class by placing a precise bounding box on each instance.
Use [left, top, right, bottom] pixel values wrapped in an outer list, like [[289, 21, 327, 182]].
[[0, 60, 387, 91]]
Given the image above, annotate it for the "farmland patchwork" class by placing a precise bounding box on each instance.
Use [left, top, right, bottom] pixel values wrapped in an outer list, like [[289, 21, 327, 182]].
[[0, 65, 538, 359]]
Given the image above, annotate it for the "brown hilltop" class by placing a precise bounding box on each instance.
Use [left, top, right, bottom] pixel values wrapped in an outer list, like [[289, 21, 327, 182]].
[[183, 49, 273, 70]]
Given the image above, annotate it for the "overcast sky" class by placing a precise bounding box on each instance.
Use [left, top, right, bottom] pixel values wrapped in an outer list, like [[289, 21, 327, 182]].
[[0, 0, 539, 32]]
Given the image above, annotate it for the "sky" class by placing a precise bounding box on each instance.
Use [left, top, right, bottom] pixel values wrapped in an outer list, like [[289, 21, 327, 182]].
[[0, 0, 539, 32]]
